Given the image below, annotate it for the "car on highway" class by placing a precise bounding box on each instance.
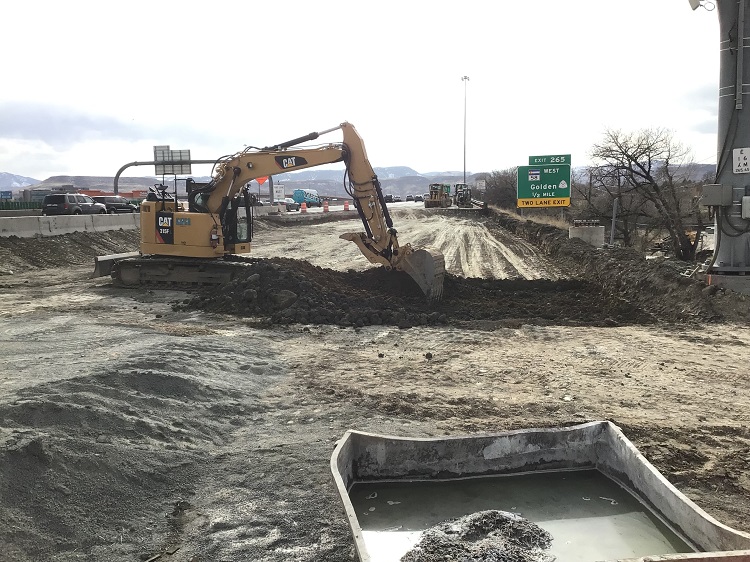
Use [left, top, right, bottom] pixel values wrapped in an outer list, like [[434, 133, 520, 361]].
[[414, 194, 424, 202], [92, 196, 138, 214], [42, 194, 107, 216], [393, 195, 403, 202], [384, 194, 394, 203], [406, 194, 414, 202], [283, 197, 301, 211]]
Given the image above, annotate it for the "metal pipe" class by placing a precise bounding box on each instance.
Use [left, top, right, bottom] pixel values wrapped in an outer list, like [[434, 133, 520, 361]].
[[113, 159, 217, 195], [262, 124, 343, 151], [609, 197, 618, 246]]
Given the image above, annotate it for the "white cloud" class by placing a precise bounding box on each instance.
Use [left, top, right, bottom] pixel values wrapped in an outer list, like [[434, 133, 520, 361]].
[[0, 0, 722, 179]]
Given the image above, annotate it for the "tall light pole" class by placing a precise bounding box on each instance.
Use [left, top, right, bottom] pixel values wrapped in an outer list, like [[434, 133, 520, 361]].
[[462, 76, 470, 184]]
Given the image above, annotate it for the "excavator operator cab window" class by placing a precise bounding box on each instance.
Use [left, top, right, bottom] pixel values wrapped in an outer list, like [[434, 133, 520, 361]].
[[223, 196, 252, 245], [234, 206, 250, 243], [190, 192, 211, 213]]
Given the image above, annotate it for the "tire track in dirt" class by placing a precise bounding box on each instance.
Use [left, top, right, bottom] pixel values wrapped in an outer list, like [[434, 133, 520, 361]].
[[253, 211, 563, 280], [400, 214, 561, 279]]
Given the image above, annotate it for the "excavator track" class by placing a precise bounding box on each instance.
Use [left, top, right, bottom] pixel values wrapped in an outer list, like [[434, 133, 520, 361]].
[[110, 255, 258, 288], [104, 252, 446, 299]]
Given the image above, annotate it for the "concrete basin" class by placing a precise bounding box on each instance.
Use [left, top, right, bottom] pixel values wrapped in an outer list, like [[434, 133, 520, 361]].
[[331, 421, 750, 562]]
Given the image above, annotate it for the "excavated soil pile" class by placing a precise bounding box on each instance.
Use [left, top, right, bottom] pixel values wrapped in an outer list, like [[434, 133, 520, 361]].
[[177, 257, 655, 328], [0, 230, 141, 274], [483, 210, 750, 324]]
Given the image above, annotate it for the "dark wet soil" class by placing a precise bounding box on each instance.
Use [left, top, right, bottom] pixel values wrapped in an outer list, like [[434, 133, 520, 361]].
[[177, 257, 655, 329]]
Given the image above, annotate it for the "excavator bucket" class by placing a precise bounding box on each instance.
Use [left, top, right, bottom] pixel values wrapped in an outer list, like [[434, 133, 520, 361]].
[[401, 248, 446, 301]]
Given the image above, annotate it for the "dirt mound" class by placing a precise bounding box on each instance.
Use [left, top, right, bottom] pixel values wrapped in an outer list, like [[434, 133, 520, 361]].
[[482, 210, 750, 324], [0, 370, 218, 559], [0, 231, 140, 274], [177, 257, 655, 328]]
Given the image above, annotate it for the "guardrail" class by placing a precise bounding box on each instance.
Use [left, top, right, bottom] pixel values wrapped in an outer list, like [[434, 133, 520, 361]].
[[0, 201, 41, 210], [0, 214, 140, 238]]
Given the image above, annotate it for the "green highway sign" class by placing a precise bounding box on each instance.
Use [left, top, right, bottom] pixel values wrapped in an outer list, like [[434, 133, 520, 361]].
[[517, 164, 571, 208], [528, 154, 571, 166]]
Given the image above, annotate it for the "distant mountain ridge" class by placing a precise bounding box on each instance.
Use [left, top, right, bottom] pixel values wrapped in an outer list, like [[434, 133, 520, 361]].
[[6, 168, 480, 199], [2, 161, 716, 199], [25, 175, 160, 191], [0, 172, 39, 190], [275, 166, 421, 182]]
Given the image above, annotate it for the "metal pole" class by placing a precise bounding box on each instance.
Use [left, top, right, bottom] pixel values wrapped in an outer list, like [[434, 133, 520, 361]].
[[711, 0, 750, 273], [610, 197, 618, 246], [462, 76, 469, 184]]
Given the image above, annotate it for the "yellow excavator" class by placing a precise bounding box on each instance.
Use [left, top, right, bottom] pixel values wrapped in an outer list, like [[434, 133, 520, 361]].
[[94, 122, 445, 300]]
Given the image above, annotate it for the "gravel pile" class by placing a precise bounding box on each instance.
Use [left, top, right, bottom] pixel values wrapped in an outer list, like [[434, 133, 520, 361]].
[[400, 510, 554, 562]]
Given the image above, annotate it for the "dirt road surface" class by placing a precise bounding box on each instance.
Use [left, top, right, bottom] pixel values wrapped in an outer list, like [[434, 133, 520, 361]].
[[0, 207, 749, 562]]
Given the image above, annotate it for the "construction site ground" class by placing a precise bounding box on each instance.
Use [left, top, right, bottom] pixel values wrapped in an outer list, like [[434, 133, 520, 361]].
[[0, 207, 749, 562]]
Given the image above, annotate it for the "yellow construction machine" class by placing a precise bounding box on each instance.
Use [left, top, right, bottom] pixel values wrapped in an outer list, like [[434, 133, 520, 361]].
[[453, 183, 473, 208], [94, 123, 445, 300], [424, 183, 452, 208]]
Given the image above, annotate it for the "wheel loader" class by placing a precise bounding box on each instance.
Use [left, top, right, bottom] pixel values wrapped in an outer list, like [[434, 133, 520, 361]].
[[94, 123, 445, 300], [424, 183, 452, 208]]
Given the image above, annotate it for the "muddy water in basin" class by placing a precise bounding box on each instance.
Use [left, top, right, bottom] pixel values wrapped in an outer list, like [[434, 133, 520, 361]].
[[349, 469, 693, 562]]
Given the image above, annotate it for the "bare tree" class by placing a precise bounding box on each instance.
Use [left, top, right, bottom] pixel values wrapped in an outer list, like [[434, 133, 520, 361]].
[[590, 128, 704, 260], [483, 168, 518, 209], [573, 165, 659, 248]]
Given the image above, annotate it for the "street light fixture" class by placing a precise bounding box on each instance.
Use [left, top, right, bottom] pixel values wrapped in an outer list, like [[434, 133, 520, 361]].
[[462, 75, 470, 184]]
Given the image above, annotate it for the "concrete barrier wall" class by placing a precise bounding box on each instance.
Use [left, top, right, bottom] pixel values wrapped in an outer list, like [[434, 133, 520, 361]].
[[92, 214, 139, 232], [48, 216, 95, 236], [0, 216, 44, 237], [253, 204, 285, 216], [569, 225, 606, 247], [0, 214, 141, 238]]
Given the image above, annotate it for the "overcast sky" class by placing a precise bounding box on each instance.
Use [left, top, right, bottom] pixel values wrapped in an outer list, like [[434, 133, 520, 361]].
[[0, 1, 720, 181]]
